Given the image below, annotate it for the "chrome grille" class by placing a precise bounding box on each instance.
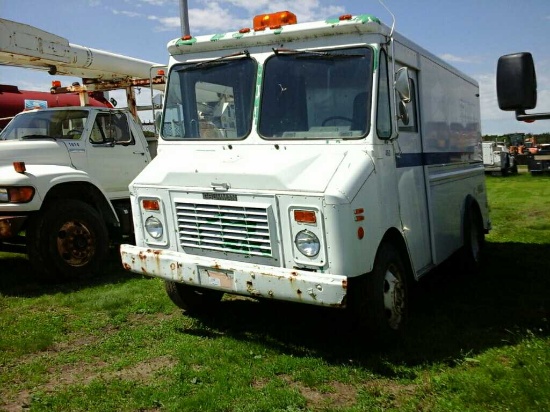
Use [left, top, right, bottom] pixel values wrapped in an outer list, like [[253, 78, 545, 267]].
[[175, 202, 272, 257]]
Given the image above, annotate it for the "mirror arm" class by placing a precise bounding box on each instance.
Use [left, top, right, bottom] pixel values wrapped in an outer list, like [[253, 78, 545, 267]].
[[515, 110, 550, 122]]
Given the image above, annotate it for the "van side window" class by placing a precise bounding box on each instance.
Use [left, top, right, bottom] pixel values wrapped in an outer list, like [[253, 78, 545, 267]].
[[376, 50, 392, 139], [398, 78, 418, 133]]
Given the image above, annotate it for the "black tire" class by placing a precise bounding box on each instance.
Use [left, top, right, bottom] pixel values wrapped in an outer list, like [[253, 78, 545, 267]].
[[460, 204, 485, 275], [165, 281, 224, 313], [351, 242, 409, 340], [33, 200, 109, 281]]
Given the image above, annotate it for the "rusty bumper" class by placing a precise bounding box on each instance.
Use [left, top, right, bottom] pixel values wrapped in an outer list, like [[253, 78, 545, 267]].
[[0, 216, 27, 239], [120, 244, 348, 307]]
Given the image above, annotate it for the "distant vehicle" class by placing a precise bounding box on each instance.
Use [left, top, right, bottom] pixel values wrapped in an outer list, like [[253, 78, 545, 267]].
[[482, 141, 517, 175], [0, 84, 112, 129], [497, 52, 550, 175]]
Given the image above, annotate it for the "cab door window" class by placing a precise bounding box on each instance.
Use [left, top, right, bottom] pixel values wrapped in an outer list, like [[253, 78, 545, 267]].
[[91, 112, 134, 144], [376, 49, 392, 139]]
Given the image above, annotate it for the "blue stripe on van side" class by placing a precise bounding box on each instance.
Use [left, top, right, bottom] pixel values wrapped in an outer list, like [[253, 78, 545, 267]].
[[395, 152, 482, 168]]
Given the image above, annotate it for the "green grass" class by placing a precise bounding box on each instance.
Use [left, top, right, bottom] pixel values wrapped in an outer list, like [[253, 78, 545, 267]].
[[1, 170, 549, 411]]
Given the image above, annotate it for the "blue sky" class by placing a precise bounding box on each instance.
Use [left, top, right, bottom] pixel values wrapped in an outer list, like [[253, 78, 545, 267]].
[[1, 0, 549, 135]]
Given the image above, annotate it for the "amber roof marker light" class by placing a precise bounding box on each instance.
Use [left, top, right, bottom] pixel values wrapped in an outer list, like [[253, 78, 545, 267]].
[[253, 11, 297, 31]]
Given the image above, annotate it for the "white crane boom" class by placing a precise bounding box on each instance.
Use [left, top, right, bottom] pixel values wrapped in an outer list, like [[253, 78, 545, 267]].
[[0, 18, 161, 81]]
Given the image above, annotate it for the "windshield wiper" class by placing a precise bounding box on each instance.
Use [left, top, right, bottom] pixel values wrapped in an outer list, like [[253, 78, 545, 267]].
[[21, 134, 57, 140], [180, 50, 250, 72], [273, 48, 363, 59]]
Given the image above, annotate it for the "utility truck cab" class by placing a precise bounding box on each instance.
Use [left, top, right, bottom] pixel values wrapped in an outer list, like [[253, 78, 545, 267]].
[[121, 11, 490, 338], [0, 106, 155, 280]]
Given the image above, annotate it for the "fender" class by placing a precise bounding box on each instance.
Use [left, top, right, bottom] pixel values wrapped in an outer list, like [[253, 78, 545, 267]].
[[0, 163, 120, 224]]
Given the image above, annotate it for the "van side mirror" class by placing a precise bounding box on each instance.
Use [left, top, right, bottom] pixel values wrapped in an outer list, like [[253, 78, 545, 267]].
[[395, 67, 411, 103], [398, 101, 409, 125], [497, 52, 550, 121]]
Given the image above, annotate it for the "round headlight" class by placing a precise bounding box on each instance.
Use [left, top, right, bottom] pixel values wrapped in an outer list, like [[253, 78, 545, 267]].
[[145, 216, 163, 239], [295, 230, 320, 257]]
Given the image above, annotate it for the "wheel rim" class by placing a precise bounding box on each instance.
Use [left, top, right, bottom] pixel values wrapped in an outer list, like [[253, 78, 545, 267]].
[[56, 220, 96, 267], [383, 265, 405, 330]]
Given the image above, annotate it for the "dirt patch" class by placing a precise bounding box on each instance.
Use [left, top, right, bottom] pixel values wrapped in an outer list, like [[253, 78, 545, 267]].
[[1, 356, 174, 412], [0, 313, 177, 412], [280, 375, 357, 410]]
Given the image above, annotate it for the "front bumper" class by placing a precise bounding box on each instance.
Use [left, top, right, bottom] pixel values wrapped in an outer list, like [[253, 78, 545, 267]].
[[120, 244, 348, 307], [0, 216, 27, 239]]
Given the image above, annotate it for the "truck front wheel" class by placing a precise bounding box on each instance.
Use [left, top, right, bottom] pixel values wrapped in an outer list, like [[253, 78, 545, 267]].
[[165, 281, 224, 313], [30, 200, 109, 281], [351, 242, 409, 341]]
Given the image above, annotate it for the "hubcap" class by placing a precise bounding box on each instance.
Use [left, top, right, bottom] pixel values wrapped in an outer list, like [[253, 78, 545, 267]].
[[383, 266, 405, 330], [56, 220, 96, 267]]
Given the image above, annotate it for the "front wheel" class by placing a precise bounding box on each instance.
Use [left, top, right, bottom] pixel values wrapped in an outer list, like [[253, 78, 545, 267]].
[[165, 281, 224, 313], [31, 200, 109, 281], [351, 242, 409, 340]]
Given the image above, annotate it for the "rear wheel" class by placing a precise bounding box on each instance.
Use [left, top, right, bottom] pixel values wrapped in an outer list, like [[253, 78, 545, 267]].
[[461, 204, 485, 275], [30, 200, 109, 281], [165, 281, 224, 313], [352, 242, 409, 341]]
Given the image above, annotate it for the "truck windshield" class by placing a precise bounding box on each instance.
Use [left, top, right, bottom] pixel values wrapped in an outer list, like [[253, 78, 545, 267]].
[[0, 110, 89, 141], [162, 56, 256, 140], [259, 47, 373, 139]]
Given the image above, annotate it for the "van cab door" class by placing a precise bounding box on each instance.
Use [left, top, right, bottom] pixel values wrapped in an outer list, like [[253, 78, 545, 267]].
[[394, 68, 432, 273], [85, 111, 150, 198]]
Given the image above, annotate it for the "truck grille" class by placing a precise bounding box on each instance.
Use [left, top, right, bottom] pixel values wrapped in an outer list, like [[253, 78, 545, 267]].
[[175, 202, 272, 257]]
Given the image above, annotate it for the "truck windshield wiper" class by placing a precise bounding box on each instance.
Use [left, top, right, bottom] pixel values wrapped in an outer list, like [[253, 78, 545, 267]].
[[21, 134, 57, 140], [180, 50, 250, 71], [272, 48, 363, 59]]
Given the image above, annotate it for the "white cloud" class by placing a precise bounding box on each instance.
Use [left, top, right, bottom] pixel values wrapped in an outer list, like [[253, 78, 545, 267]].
[[147, 15, 181, 31], [220, 0, 345, 22], [112, 10, 143, 18], [110, 0, 346, 35]]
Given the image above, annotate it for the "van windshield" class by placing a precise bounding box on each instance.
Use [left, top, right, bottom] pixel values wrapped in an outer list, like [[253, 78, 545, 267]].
[[161, 56, 256, 140], [259, 47, 373, 140]]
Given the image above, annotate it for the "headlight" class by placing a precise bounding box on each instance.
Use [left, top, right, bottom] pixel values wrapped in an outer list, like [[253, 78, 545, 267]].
[[295, 230, 320, 257], [0, 188, 7, 202], [145, 216, 163, 239]]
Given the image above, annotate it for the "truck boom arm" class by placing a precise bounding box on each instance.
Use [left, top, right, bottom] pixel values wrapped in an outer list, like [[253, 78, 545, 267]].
[[0, 18, 161, 82]]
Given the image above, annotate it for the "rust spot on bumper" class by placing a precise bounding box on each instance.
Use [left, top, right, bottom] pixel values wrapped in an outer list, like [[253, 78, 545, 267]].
[[342, 279, 348, 289]]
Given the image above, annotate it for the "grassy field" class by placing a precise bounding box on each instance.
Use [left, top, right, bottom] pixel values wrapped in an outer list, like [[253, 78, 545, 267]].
[[1, 170, 549, 411]]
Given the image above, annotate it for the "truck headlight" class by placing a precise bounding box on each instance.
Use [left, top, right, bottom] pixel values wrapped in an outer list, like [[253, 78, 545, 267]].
[[145, 216, 163, 239], [295, 230, 320, 257]]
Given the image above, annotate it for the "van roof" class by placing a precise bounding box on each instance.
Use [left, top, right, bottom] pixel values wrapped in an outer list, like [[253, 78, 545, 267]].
[[167, 14, 387, 56]]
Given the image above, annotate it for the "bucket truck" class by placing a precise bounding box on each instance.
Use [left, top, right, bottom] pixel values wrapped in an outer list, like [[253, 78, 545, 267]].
[[0, 18, 164, 281]]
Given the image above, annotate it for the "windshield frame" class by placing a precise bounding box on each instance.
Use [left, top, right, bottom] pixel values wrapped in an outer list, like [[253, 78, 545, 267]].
[[258, 46, 374, 141], [161, 55, 257, 141]]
